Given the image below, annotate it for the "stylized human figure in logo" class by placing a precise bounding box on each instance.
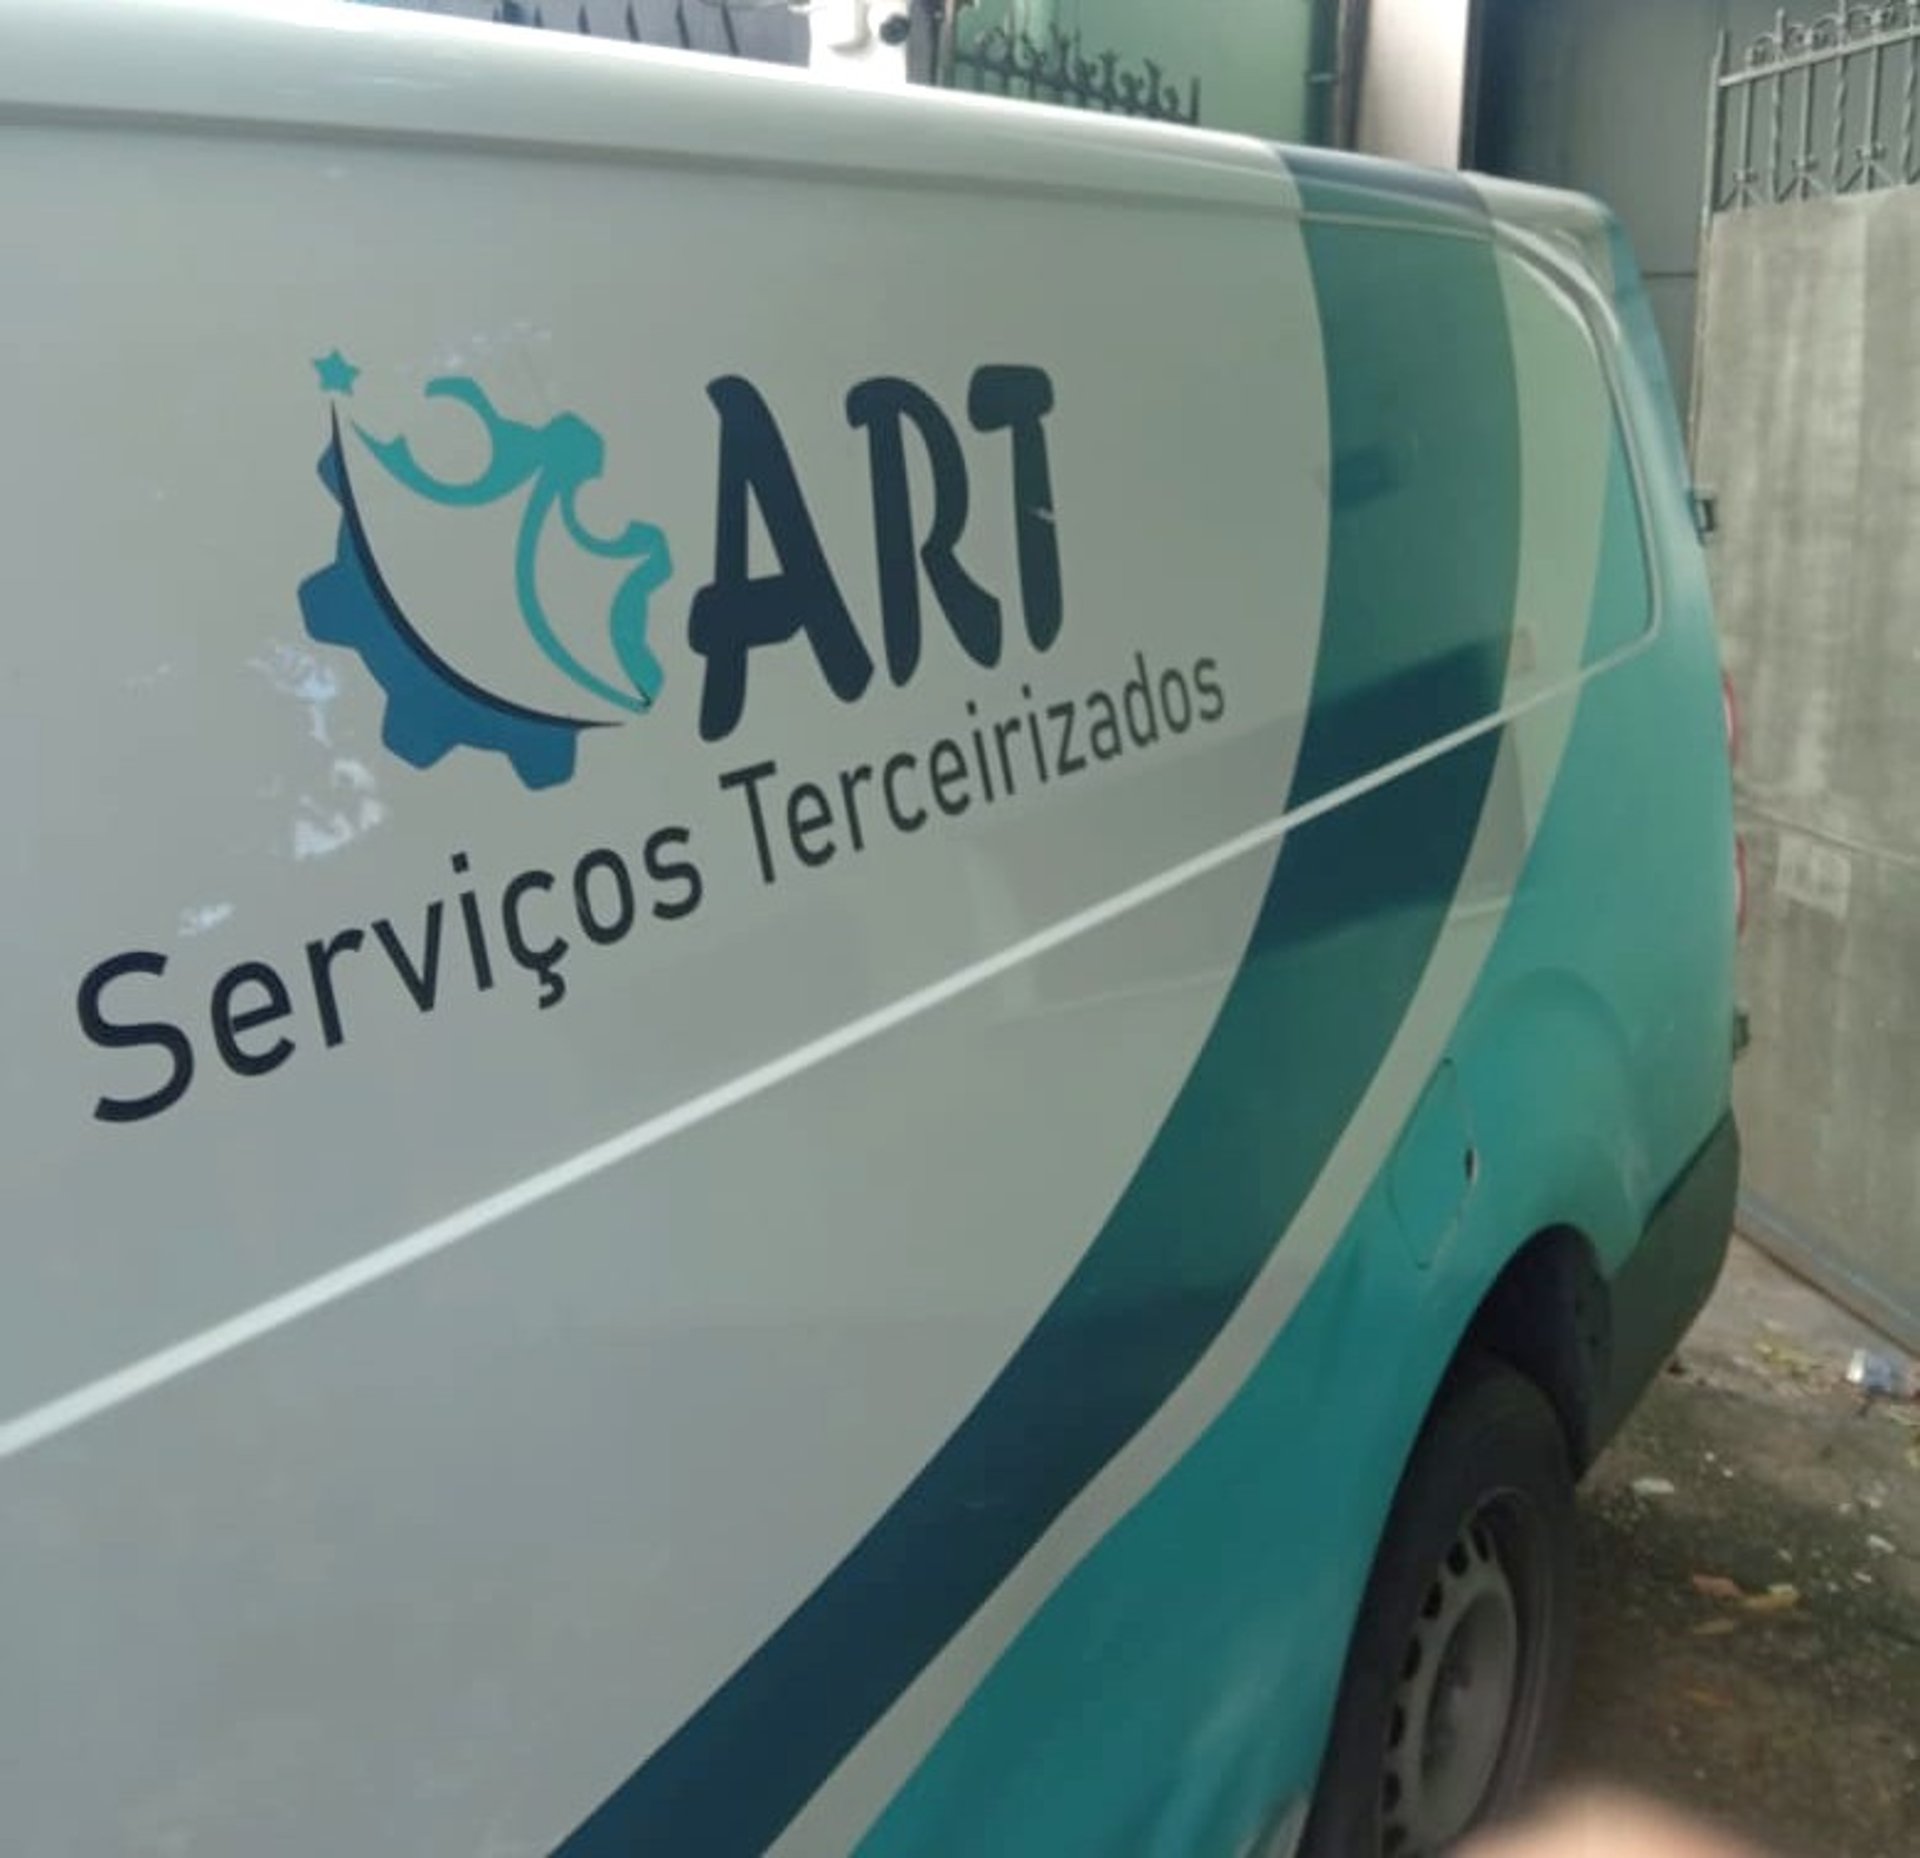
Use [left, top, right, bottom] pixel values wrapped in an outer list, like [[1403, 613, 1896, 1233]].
[[356, 376, 669, 713], [298, 355, 671, 790]]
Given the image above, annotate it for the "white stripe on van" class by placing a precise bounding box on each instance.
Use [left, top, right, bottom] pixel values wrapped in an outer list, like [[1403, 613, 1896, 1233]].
[[0, 650, 1624, 1472]]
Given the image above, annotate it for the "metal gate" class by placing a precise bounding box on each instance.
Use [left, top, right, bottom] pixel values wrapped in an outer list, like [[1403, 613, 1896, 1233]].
[[1704, 3, 1920, 210], [1694, 4, 1920, 1347], [894, 2, 1200, 124], [936, 18, 1200, 123]]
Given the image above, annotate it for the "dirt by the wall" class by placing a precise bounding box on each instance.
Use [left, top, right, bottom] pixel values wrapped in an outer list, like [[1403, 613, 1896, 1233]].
[[1557, 1242, 1920, 1858]]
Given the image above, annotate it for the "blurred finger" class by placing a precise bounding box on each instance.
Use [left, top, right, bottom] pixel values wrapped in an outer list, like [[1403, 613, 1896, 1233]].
[[1460, 1789, 1768, 1858]]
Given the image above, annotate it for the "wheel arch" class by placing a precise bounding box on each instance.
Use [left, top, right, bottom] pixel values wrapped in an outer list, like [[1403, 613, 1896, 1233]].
[[1449, 1224, 1612, 1475]]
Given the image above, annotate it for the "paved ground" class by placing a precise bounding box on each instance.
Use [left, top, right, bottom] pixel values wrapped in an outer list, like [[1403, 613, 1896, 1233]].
[[1557, 1240, 1920, 1857]]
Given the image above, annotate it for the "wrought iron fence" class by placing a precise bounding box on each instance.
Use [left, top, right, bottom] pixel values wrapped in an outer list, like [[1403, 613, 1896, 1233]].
[[943, 20, 1200, 126], [1707, 4, 1920, 212]]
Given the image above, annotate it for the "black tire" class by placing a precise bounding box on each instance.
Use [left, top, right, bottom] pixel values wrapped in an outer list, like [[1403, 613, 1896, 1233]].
[[1298, 1357, 1576, 1858]]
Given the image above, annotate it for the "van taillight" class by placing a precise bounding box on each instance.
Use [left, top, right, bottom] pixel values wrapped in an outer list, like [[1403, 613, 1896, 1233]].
[[1723, 669, 1746, 936]]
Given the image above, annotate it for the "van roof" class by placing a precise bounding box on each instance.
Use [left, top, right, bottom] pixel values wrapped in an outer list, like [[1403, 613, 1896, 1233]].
[[7, 1, 1611, 254]]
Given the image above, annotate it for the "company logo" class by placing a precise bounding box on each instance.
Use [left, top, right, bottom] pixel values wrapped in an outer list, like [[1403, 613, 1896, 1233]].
[[77, 353, 1246, 1128], [298, 350, 671, 790]]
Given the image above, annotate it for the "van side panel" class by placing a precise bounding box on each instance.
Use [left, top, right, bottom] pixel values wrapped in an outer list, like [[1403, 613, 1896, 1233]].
[[0, 30, 1333, 1858], [0, 13, 1733, 1854], [561, 155, 1526, 1858], [838, 188, 1732, 1858]]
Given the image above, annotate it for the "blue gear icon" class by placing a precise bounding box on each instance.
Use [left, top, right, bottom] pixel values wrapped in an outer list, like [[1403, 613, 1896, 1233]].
[[298, 411, 601, 790]]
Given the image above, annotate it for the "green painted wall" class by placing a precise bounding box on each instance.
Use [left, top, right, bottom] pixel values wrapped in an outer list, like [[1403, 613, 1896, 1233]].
[[968, 0, 1322, 142]]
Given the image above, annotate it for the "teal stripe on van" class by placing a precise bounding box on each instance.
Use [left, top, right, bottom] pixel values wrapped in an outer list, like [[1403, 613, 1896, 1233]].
[[553, 165, 1521, 1858], [1284, 148, 1524, 802]]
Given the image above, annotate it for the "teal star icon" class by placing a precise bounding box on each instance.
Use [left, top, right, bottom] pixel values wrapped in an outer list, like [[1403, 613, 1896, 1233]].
[[313, 349, 360, 396]]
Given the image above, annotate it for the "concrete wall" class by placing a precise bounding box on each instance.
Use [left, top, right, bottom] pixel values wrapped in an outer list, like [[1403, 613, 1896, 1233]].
[[1357, 0, 1471, 168], [1694, 194, 1920, 1348], [351, 0, 807, 60], [1471, 0, 1786, 428]]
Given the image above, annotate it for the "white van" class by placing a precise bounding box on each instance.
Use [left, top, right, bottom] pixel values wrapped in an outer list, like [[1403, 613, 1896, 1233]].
[[1, 5, 1739, 1854]]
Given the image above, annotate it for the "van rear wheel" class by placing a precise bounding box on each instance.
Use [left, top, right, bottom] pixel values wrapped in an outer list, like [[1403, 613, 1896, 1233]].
[[1299, 1358, 1575, 1858]]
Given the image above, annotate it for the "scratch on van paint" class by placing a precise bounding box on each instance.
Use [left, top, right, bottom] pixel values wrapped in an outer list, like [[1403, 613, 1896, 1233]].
[[252, 642, 343, 749], [177, 903, 235, 938], [291, 759, 388, 861]]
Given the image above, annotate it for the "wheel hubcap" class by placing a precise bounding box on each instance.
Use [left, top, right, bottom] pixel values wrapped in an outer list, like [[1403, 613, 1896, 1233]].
[[1380, 1507, 1521, 1856]]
